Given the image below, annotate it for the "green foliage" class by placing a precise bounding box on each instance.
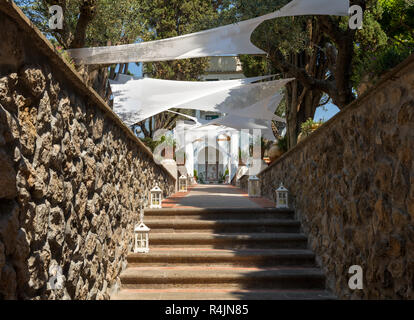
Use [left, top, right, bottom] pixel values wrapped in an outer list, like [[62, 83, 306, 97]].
[[379, 0, 414, 40], [141, 0, 219, 80], [300, 118, 324, 137], [234, 0, 310, 58], [239, 55, 271, 78], [353, 46, 413, 86], [85, 0, 146, 47], [49, 39, 76, 67], [141, 134, 179, 157], [352, 0, 414, 87], [140, 137, 162, 152], [218, 167, 229, 184], [15, 0, 146, 48]]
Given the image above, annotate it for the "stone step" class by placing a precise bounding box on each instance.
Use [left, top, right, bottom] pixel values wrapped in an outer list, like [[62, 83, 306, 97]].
[[116, 206, 333, 300], [127, 249, 316, 267], [149, 233, 308, 249], [144, 208, 294, 220], [119, 267, 326, 290], [147, 219, 301, 233], [112, 289, 336, 300]]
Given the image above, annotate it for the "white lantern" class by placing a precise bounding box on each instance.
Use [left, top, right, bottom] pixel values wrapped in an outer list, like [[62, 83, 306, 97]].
[[248, 175, 260, 198], [276, 183, 289, 208], [179, 175, 188, 192], [134, 222, 150, 253], [150, 184, 162, 209]]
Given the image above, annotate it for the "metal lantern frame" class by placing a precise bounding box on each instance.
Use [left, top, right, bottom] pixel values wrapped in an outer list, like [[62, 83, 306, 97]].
[[134, 222, 150, 253], [276, 183, 289, 209], [248, 175, 261, 198], [179, 175, 188, 192], [150, 184, 163, 209]]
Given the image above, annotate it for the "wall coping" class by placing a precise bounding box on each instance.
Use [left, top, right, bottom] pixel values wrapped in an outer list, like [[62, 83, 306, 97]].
[[1, 0, 176, 182], [259, 52, 414, 177]]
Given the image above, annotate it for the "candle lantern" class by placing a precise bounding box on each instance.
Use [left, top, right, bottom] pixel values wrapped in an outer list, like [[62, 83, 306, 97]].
[[276, 183, 289, 208], [134, 222, 150, 253], [248, 175, 260, 198], [150, 184, 162, 208], [179, 175, 188, 192]]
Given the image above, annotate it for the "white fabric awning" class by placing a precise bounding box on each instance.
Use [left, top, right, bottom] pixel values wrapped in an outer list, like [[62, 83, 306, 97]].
[[199, 115, 276, 140], [67, 0, 349, 64], [109, 75, 281, 125], [172, 78, 293, 115]]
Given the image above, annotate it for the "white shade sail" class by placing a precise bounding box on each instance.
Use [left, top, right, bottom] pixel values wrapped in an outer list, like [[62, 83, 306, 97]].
[[109, 75, 291, 125], [199, 116, 276, 140], [172, 78, 293, 114], [210, 115, 270, 130], [67, 0, 349, 64]]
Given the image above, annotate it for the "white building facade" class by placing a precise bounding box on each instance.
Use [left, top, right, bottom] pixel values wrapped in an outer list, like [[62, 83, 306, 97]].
[[183, 57, 247, 183]]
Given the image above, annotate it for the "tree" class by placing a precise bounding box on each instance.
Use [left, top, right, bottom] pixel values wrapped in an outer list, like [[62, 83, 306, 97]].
[[134, 0, 222, 140], [16, 0, 146, 102], [233, 0, 408, 148], [140, 0, 219, 81], [352, 0, 414, 93]]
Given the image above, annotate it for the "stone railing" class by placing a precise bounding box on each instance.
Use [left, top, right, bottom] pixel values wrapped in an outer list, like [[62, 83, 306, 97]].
[[0, 1, 176, 300], [259, 54, 414, 299]]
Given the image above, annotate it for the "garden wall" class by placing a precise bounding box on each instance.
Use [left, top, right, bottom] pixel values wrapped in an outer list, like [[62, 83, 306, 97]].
[[0, 1, 176, 299], [259, 54, 414, 299]]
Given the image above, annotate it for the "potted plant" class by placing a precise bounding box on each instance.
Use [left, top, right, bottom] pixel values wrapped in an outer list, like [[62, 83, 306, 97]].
[[298, 118, 324, 143], [268, 135, 288, 163]]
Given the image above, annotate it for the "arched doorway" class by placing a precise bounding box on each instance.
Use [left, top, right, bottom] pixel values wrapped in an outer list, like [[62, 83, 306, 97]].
[[197, 146, 225, 184]]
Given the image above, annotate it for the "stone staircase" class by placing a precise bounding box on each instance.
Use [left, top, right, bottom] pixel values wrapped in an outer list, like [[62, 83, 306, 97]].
[[112, 208, 335, 300]]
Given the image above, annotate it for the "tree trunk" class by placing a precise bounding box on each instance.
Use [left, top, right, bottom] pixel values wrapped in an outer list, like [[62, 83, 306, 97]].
[[109, 65, 116, 80], [286, 81, 298, 149], [123, 63, 129, 74], [70, 0, 97, 49]]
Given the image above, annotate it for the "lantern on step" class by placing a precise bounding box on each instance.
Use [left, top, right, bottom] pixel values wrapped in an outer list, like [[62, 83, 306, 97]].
[[276, 183, 289, 209], [134, 222, 150, 253], [248, 175, 260, 198], [150, 184, 162, 209], [179, 175, 188, 192]]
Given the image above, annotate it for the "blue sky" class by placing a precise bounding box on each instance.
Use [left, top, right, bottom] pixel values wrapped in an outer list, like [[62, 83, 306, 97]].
[[314, 103, 340, 122], [129, 63, 143, 77]]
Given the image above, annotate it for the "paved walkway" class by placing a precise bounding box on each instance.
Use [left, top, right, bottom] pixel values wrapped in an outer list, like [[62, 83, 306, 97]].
[[163, 184, 275, 208]]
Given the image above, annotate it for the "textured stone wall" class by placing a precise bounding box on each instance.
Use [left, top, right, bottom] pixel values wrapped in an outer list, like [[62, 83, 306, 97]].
[[238, 175, 249, 192], [259, 55, 414, 299], [0, 3, 175, 300]]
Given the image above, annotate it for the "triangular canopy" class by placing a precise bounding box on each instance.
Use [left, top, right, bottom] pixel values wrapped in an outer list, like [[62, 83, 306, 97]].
[[109, 75, 292, 125], [67, 0, 349, 64]]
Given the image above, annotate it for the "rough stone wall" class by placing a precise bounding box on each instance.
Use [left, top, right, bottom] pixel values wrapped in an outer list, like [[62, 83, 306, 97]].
[[238, 175, 248, 192], [259, 55, 414, 299], [0, 4, 175, 300]]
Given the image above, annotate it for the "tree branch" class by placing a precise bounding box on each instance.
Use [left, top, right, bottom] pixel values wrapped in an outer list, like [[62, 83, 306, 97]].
[[268, 49, 335, 96]]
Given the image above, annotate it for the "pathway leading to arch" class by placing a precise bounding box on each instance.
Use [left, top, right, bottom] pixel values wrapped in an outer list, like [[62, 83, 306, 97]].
[[112, 183, 334, 300], [162, 184, 275, 208]]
